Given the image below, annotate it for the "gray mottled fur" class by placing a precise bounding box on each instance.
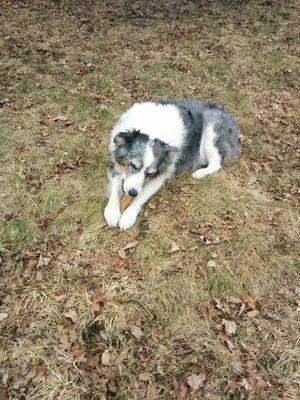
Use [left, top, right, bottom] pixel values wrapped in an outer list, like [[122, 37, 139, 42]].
[[158, 100, 239, 172], [112, 130, 178, 176], [113, 129, 149, 173]]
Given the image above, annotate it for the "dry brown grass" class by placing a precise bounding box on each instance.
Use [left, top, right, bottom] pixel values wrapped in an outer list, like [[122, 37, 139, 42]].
[[0, 1, 299, 399]]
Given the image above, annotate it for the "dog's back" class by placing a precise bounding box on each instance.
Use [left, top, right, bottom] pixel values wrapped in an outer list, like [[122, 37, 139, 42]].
[[158, 100, 239, 171]]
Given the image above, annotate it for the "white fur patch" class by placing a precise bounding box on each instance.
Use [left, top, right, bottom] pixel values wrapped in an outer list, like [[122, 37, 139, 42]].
[[193, 123, 221, 179], [110, 102, 186, 153]]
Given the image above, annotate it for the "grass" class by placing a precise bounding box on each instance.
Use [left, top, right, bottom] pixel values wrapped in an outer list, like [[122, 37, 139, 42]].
[[0, 1, 299, 399]]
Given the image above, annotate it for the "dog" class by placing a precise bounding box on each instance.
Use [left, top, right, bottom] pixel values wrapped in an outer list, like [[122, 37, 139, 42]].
[[104, 100, 239, 230]]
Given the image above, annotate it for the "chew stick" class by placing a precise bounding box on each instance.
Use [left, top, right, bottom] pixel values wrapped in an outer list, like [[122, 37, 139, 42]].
[[120, 194, 134, 214]]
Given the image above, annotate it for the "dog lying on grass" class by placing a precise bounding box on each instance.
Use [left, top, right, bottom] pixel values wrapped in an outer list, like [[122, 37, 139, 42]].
[[104, 100, 239, 230]]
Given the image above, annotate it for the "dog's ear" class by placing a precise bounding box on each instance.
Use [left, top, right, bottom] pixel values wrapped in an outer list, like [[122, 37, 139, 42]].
[[113, 130, 139, 163], [153, 139, 179, 160], [114, 130, 140, 146], [153, 139, 179, 173], [114, 132, 128, 146]]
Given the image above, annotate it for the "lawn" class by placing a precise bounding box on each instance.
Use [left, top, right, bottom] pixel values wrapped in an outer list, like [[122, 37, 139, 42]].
[[0, 1, 299, 399]]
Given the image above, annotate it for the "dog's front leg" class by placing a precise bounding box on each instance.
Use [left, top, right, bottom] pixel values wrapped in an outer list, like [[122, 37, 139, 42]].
[[119, 174, 168, 231], [104, 171, 122, 227]]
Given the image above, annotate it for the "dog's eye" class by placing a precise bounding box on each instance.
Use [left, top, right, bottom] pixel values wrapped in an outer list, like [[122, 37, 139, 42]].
[[146, 170, 158, 178], [129, 162, 139, 171]]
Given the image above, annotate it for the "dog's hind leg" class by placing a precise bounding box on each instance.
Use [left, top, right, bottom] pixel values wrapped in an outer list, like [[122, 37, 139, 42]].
[[192, 124, 221, 179]]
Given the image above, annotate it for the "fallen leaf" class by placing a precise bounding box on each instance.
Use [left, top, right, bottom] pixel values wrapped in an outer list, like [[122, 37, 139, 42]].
[[228, 297, 242, 304], [53, 115, 67, 122], [213, 298, 223, 310], [0, 386, 8, 400], [187, 372, 206, 391], [64, 310, 78, 324], [227, 379, 239, 393], [36, 271, 43, 281], [12, 376, 27, 390], [108, 381, 118, 393], [27, 259, 38, 269], [173, 378, 188, 400], [217, 330, 228, 343], [58, 334, 71, 351], [222, 319, 237, 336], [245, 295, 256, 309], [0, 313, 8, 322], [25, 370, 37, 381], [238, 303, 246, 316], [37, 254, 44, 267], [247, 310, 259, 318], [146, 383, 157, 400], [123, 241, 138, 250], [207, 260, 216, 267], [118, 249, 126, 259], [170, 242, 180, 252], [93, 291, 106, 303], [139, 372, 150, 382], [130, 324, 144, 339], [101, 349, 111, 366], [37, 254, 50, 268], [225, 338, 235, 352]]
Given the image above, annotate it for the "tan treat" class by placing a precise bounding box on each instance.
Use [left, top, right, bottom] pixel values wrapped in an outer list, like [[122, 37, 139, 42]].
[[120, 194, 134, 214]]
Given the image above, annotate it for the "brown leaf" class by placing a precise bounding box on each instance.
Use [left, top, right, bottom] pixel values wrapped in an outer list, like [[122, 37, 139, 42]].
[[222, 319, 237, 336], [118, 249, 126, 260], [217, 330, 228, 343], [27, 259, 38, 269], [58, 334, 71, 351], [64, 310, 78, 324], [123, 241, 138, 250], [36, 271, 43, 281], [146, 383, 158, 400], [227, 379, 239, 393], [228, 297, 242, 304], [0, 386, 8, 400], [245, 295, 256, 309], [93, 291, 106, 303], [174, 378, 188, 400], [247, 310, 259, 318], [170, 241, 180, 252], [101, 349, 111, 366], [139, 372, 150, 382], [130, 324, 144, 339], [187, 373, 206, 391]]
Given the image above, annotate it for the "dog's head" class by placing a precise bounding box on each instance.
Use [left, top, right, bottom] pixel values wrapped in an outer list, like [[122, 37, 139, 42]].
[[113, 129, 178, 197]]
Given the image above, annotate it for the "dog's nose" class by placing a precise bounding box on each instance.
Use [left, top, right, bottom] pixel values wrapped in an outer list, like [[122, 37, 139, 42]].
[[128, 189, 138, 197]]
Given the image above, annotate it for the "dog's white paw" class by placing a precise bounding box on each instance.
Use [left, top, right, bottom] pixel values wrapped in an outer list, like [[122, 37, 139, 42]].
[[104, 204, 121, 227], [192, 169, 209, 179], [118, 207, 139, 231]]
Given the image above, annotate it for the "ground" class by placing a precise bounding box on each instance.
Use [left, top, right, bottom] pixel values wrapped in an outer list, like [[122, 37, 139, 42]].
[[0, 0, 299, 399]]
